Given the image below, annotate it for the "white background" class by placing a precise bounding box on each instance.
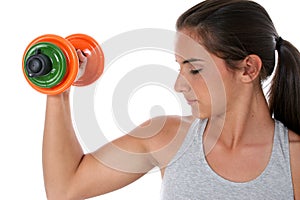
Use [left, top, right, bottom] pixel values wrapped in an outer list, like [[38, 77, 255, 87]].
[[1, 0, 299, 199]]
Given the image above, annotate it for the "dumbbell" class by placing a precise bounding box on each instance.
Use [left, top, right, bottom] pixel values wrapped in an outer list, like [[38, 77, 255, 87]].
[[22, 34, 104, 95]]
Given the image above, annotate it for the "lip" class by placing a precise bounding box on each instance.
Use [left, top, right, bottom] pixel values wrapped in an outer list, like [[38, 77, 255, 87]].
[[186, 99, 198, 105]]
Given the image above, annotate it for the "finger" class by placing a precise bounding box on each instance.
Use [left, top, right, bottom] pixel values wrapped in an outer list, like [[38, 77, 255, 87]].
[[76, 49, 88, 62]]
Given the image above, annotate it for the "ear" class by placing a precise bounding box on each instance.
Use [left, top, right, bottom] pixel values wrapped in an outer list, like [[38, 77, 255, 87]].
[[240, 54, 262, 83]]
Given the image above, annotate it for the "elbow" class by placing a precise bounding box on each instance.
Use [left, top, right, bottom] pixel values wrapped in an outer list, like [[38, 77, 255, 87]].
[[45, 186, 83, 200], [46, 193, 82, 200], [45, 191, 69, 200]]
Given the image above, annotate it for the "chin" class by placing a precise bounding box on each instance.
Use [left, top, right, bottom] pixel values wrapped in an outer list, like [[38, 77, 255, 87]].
[[191, 108, 210, 120]]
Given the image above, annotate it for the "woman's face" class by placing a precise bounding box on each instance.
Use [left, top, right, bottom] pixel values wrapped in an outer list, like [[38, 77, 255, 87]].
[[174, 30, 236, 119]]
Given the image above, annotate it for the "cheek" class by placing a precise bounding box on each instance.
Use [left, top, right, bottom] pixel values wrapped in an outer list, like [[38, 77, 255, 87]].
[[193, 74, 227, 116], [191, 77, 211, 103]]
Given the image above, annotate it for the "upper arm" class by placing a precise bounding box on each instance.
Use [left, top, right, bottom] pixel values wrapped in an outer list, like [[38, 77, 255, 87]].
[[67, 116, 178, 199], [68, 153, 147, 199], [289, 131, 300, 199]]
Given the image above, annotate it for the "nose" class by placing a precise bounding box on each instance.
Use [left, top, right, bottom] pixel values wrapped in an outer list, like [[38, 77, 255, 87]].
[[174, 73, 190, 93]]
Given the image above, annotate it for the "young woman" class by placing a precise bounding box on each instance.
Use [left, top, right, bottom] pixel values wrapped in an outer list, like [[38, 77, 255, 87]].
[[43, 0, 300, 199]]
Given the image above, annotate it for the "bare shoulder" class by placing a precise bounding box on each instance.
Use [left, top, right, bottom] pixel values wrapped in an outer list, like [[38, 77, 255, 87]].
[[289, 130, 300, 154], [288, 130, 300, 143], [288, 130, 300, 198], [137, 115, 194, 137], [140, 115, 195, 167], [111, 115, 194, 154], [150, 115, 194, 137]]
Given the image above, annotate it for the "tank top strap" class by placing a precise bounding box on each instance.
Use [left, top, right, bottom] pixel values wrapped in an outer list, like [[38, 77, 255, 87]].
[[167, 118, 207, 166], [270, 120, 293, 177]]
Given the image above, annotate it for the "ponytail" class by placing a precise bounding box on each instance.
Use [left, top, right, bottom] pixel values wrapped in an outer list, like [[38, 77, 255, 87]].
[[269, 38, 300, 135]]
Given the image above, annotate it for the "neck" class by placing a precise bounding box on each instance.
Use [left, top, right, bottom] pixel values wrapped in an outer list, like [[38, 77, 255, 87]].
[[204, 87, 274, 151]]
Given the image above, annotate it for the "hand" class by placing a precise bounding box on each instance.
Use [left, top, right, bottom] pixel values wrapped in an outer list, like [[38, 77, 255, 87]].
[[75, 49, 89, 81], [48, 49, 89, 97]]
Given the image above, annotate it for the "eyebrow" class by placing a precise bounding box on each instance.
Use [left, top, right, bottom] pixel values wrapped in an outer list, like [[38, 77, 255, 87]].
[[182, 58, 204, 64]]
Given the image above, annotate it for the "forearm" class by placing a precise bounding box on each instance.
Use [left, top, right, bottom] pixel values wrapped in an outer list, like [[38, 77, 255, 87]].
[[42, 93, 84, 199]]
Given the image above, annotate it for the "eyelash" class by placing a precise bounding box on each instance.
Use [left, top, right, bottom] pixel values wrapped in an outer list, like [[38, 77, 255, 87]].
[[190, 69, 203, 74]]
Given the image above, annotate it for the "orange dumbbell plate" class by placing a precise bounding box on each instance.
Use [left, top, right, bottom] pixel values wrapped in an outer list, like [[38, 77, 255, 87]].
[[22, 34, 79, 95]]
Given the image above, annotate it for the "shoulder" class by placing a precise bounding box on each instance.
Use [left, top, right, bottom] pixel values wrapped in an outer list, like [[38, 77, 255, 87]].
[[288, 130, 300, 198], [125, 115, 194, 146], [138, 115, 194, 137], [143, 115, 194, 140], [141, 115, 195, 166], [289, 130, 300, 153], [112, 115, 193, 150]]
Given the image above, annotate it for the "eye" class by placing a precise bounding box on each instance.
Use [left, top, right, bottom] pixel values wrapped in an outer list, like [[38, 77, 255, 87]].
[[190, 69, 203, 74]]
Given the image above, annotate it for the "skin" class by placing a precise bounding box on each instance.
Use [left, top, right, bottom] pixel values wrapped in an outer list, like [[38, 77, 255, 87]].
[[43, 34, 300, 200]]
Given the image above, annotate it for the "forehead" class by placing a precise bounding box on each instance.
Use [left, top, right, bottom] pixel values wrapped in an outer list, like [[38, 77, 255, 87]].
[[174, 30, 212, 62]]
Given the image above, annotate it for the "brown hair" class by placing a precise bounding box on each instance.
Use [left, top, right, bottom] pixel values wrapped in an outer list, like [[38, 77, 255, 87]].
[[177, 0, 300, 134]]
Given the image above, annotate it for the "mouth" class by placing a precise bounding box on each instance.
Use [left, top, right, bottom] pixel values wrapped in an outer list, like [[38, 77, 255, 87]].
[[186, 99, 198, 105]]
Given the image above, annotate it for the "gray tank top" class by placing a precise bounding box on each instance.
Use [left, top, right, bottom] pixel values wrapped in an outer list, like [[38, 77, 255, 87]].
[[161, 118, 294, 199]]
